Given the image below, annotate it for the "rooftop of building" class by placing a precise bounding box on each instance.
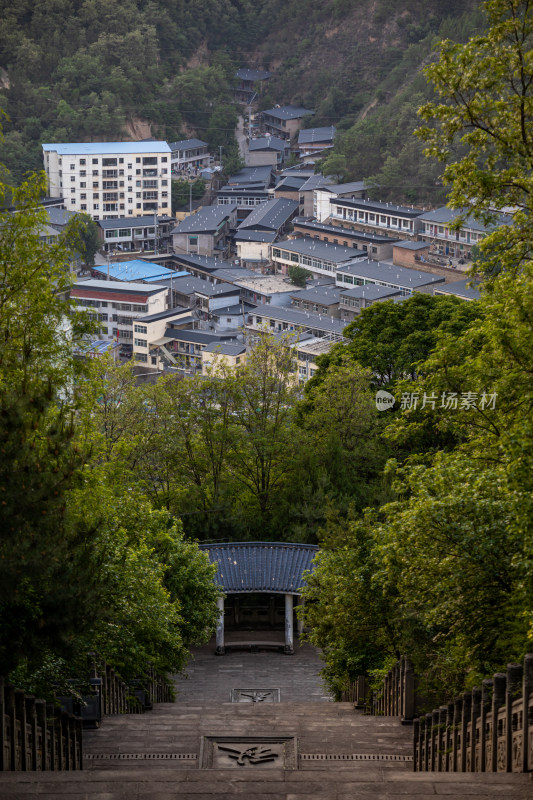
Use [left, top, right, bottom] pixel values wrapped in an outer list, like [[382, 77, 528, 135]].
[[137, 306, 193, 323], [236, 275, 298, 295], [336, 259, 445, 288], [227, 166, 273, 185], [433, 278, 482, 300], [72, 278, 166, 295], [97, 215, 174, 230], [298, 175, 336, 193], [92, 260, 182, 283], [393, 240, 430, 250], [248, 136, 287, 152], [171, 253, 226, 271], [168, 138, 208, 151], [332, 197, 424, 217], [340, 284, 402, 301], [298, 126, 336, 145], [234, 230, 278, 243], [249, 303, 346, 334], [203, 342, 247, 356], [262, 105, 315, 121], [237, 197, 299, 232], [171, 205, 237, 234], [274, 237, 366, 262], [417, 205, 512, 231], [199, 542, 318, 594], [163, 329, 237, 345], [235, 68, 272, 82], [43, 141, 171, 154], [292, 218, 400, 243], [291, 285, 341, 305], [318, 181, 367, 195]]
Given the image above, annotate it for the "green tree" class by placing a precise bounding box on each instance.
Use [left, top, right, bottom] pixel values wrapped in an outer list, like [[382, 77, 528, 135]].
[[0, 172, 96, 675], [288, 264, 311, 287], [417, 0, 533, 275], [63, 212, 100, 267]]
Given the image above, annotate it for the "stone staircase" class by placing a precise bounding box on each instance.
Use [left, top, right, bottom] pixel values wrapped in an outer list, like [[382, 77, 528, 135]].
[[0, 643, 530, 798]]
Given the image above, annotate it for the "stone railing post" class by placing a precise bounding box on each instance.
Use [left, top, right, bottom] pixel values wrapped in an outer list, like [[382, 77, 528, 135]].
[[522, 654, 533, 772], [506, 662, 522, 773], [0, 677, 6, 771], [445, 703, 454, 772], [402, 659, 415, 724], [480, 679, 493, 772], [452, 695, 462, 772], [470, 686, 481, 772], [491, 672, 506, 772], [460, 692, 472, 772], [35, 699, 47, 771]]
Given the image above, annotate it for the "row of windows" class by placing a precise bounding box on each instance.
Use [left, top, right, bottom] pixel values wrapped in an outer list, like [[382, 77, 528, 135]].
[[66, 156, 168, 167], [105, 228, 156, 239]]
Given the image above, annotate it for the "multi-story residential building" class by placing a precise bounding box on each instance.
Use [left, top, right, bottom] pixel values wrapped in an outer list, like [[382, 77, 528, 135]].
[[247, 137, 288, 168], [433, 278, 482, 301], [169, 138, 210, 173], [42, 141, 172, 220], [292, 218, 400, 261], [234, 68, 271, 103], [417, 206, 512, 260], [327, 198, 423, 239], [298, 174, 335, 217], [202, 342, 247, 375], [338, 284, 402, 322], [71, 279, 168, 346], [335, 259, 445, 296], [246, 304, 346, 339], [217, 166, 273, 222], [270, 238, 366, 280], [261, 106, 315, 141], [98, 215, 175, 253], [313, 182, 367, 221], [234, 275, 300, 307], [171, 205, 238, 258], [132, 307, 197, 367], [91, 259, 185, 284], [290, 285, 342, 317], [297, 126, 336, 161]]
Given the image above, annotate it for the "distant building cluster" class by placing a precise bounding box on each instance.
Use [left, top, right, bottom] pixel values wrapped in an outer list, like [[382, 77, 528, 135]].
[[40, 64, 498, 380]]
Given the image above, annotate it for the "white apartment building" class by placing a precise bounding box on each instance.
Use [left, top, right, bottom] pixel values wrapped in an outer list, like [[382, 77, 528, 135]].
[[42, 142, 172, 221], [71, 279, 168, 347]]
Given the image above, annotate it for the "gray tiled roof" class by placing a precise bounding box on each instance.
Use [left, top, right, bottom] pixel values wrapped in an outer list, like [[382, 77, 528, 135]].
[[164, 329, 237, 345], [298, 126, 336, 145], [275, 175, 308, 192], [291, 285, 341, 305], [393, 240, 430, 250], [332, 198, 423, 218], [97, 215, 174, 230], [336, 259, 445, 289], [235, 68, 271, 82], [199, 542, 318, 593], [203, 342, 247, 356], [227, 166, 273, 185], [417, 206, 512, 231], [248, 136, 287, 152], [72, 279, 166, 295], [274, 237, 365, 263], [293, 219, 400, 244], [340, 284, 402, 301], [46, 207, 78, 228], [172, 253, 225, 271], [250, 303, 346, 334], [321, 181, 367, 195], [237, 198, 298, 232], [298, 175, 336, 192], [234, 230, 277, 243], [171, 205, 237, 234], [434, 278, 482, 300], [262, 105, 315, 121], [168, 138, 208, 151], [138, 306, 192, 323]]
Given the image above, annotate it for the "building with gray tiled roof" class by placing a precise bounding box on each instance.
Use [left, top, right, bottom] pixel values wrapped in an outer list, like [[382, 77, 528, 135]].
[[335, 259, 445, 296], [262, 106, 315, 141]]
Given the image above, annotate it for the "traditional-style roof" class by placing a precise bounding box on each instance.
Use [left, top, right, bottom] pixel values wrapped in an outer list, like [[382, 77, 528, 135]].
[[171, 205, 237, 234], [199, 542, 318, 594], [97, 215, 174, 230], [237, 198, 298, 232], [168, 138, 208, 151], [248, 136, 287, 152], [433, 278, 482, 301]]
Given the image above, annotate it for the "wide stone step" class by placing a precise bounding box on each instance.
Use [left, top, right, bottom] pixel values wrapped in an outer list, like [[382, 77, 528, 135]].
[[0, 767, 530, 799]]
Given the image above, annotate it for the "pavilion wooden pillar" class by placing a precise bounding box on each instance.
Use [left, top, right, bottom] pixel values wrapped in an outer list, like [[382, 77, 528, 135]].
[[284, 593, 294, 654], [215, 596, 225, 655]]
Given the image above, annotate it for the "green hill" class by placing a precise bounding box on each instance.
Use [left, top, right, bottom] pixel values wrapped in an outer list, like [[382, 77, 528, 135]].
[[0, 0, 482, 198]]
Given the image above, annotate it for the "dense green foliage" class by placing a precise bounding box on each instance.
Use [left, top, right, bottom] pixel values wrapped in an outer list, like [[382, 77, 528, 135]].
[[0, 174, 219, 690], [0, 0, 482, 198], [301, 0, 533, 703]]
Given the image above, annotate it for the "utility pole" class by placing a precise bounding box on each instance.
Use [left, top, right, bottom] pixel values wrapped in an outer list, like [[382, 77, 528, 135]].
[[219, 145, 224, 167], [154, 211, 158, 256], [189, 181, 193, 215]]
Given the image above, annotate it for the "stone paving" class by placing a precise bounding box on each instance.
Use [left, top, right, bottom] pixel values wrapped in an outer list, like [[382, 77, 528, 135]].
[[0, 638, 531, 798]]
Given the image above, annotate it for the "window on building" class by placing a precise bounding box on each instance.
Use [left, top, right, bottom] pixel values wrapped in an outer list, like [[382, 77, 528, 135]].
[[81, 204, 87, 210], [136, 203, 141, 209], [80, 182, 86, 188], [134, 338, 147, 347], [92, 158, 98, 164], [80, 171, 86, 177], [94, 204, 99, 210], [119, 157, 124, 164], [136, 157, 141, 163], [70, 164, 75, 170], [134, 324, 147, 334], [103, 158, 117, 167], [70, 176, 75, 182], [80, 159, 86, 166]]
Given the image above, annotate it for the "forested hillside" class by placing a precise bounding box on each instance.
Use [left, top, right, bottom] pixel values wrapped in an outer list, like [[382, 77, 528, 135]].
[[0, 0, 481, 198]]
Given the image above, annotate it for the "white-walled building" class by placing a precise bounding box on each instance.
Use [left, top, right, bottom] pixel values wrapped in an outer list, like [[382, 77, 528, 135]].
[[42, 142, 172, 221]]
